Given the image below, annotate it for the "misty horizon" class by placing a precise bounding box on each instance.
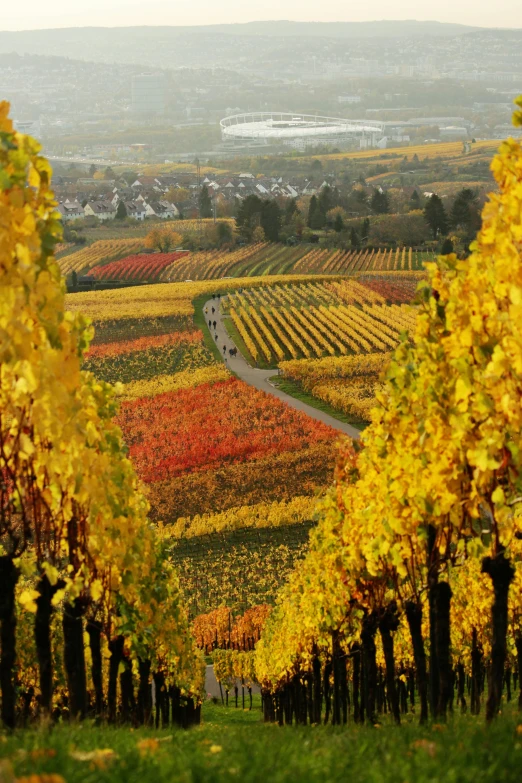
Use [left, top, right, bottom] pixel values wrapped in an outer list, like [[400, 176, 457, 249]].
[[2, 1, 522, 32]]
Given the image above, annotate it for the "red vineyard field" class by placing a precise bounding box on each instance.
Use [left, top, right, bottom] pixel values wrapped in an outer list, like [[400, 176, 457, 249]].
[[117, 377, 337, 483], [85, 330, 202, 359], [90, 251, 189, 282]]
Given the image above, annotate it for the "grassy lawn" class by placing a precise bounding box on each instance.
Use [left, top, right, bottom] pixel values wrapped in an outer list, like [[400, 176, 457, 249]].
[[270, 375, 368, 431], [2, 699, 522, 782]]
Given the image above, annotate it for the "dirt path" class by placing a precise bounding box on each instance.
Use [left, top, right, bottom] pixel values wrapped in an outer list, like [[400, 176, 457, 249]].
[[203, 297, 361, 440]]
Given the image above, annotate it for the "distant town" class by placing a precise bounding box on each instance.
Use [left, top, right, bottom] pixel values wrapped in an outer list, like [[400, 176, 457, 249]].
[[1, 23, 521, 168]]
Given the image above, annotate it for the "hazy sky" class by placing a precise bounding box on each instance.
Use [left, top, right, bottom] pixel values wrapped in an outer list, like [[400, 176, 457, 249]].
[[1, 0, 522, 31]]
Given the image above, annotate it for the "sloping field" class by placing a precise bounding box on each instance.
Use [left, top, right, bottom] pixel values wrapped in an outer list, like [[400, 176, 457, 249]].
[[159, 245, 429, 281], [61, 241, 432, 281], [302, 138, 499, 162], [223, 278, 417, 363], [59, 237, 145, 275]]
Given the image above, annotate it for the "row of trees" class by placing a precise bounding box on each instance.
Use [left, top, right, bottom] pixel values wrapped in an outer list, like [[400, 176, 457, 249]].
[[255, 107, 522, 725], [0, 103, 203, 728], [423, 188, 481, 241], [236, 195, 283, 242], [299, 184, 481, 251]]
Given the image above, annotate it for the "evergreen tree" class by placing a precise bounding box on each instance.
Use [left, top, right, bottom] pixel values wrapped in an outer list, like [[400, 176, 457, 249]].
[[440, 237, 454, 255], [350, 227, 360, 249], [423, 194, 449, 239], [284, 198, 299, 224], [318, 185, 333, 216], [260, 200, 282, 242], [216, 221, 233, 246], [352, 187, 369, 206], [89, 164, 96, 177], [370, 189, 390, 214], [104, 166, 115, 181], [361, 217, 370, 243], [310, 207, 325, 230], [307, 191, 327, 230], [333, 212, 344, 232], [116, 200, 127, 220], [198, 185, 213, 219], [409, 190, 421, 210], [307, 195, 319, 228], [450, 188, 478, 232], [236, 194, 263, 240]]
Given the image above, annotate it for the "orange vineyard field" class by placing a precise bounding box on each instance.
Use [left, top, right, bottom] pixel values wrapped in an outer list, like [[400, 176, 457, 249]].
[[61, 240, 432, 280], [69, 277, 350, 613]]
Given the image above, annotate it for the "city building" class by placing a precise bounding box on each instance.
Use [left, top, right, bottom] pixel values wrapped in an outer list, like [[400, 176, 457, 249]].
[[131, 73, 166, 116], [14, 119, 41, 137], [439, 126, 469, 140], [337, 95, 362, 104]]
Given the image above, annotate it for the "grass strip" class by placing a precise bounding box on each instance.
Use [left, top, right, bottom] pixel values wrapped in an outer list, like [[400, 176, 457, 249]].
[[3, 702, 522, 783], [270, 375, 367, 431], [193, 293, 224, 364]]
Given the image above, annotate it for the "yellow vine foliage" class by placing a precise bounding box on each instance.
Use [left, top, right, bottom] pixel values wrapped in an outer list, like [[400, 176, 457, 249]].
[[0, 102, 202, 699], [164, 495, 318, 539], [256, 100, 522, 691], [119, 364, 230, 400]]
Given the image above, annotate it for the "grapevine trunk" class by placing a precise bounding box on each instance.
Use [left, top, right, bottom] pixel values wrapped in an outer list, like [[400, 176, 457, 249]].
[[0, 556, 18, 729], [482, 553, 515, 721]]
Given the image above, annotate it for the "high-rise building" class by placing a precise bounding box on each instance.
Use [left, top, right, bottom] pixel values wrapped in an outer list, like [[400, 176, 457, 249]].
[[131, 73, 166, 115], [14, 119, 41, 137]]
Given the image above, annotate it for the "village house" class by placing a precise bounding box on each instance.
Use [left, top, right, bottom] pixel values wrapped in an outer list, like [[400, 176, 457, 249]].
[[56, 199, 85, 221], [123, 201, 147, 221], [146, 201, 180, 219], [84, 200, 117, 221]]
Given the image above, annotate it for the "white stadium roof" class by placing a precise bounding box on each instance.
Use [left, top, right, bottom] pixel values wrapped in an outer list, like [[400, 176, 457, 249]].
[[220, 113, 383, 141]]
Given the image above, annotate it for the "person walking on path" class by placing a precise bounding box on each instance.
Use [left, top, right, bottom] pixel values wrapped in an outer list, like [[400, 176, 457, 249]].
[[223, 345, 227, 355], [208, 319, 212, 328], [213, 320, 217, 330]]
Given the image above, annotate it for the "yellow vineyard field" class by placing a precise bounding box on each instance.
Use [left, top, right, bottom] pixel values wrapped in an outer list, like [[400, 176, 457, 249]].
[[223, 279, 417, 363], [303, 138, 499, 162], [279, 352, 391, 421]]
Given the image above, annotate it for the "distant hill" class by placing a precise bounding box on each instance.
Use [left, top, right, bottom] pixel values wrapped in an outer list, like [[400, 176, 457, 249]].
[[191, 20, 482, 38], [0, 20, 485, 61], [0, 21, 509, 70]]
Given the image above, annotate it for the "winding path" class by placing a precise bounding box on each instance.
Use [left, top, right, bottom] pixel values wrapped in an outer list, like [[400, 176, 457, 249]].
[[203, 297, 360, 440]]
